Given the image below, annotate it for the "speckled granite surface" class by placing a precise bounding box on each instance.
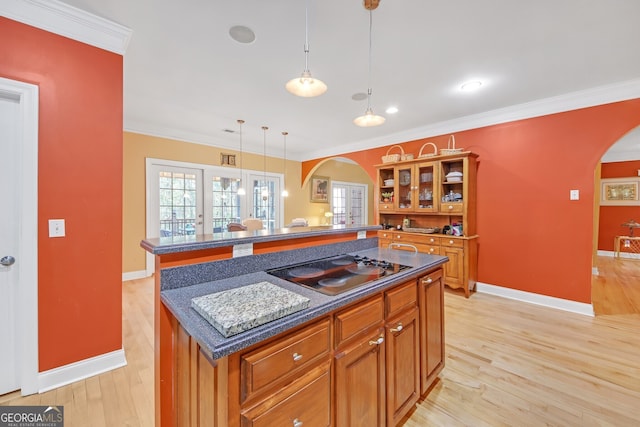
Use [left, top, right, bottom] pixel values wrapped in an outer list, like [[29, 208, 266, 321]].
[[191, 281, 310, 337], [141, 224, 381, 255], [161, 247, 448, 360]]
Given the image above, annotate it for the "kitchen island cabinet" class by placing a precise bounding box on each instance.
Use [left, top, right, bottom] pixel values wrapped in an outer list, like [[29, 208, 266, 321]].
[[143, 226, 447, 426]]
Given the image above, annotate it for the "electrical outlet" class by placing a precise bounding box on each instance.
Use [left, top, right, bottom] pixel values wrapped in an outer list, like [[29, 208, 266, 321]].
[[48, 219, 65, 237], [570, 189, 579, 200]]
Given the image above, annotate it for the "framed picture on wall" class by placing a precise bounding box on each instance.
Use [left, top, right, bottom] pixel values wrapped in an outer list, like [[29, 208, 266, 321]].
[[310, 176, 330, 203], [220, 153, 236, 166], [601, 178, 640, 205]]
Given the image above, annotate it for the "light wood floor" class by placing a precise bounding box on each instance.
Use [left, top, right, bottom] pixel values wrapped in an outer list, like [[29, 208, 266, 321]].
[[2, 257, 639, 426]]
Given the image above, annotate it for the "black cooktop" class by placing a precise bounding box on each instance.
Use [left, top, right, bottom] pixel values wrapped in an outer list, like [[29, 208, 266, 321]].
[[266, 254, 411, 296]]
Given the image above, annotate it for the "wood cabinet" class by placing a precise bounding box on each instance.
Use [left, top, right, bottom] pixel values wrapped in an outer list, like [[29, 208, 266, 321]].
[[170, 267, 445, 427], [376, 152, 478, 297], [418, 269, 445, 394], [384, 282, 420, 427]]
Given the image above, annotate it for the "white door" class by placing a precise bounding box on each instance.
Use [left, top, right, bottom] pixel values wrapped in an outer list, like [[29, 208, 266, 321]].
[[0, 92, 21, 394], [332, 182, 368, 225]]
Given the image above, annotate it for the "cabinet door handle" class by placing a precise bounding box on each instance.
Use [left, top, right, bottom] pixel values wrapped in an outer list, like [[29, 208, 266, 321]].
[[293, 418, 303, 427], [390, 323, 403, 333], [369, 336, 384, 346], [422, 277, 433, 284], [292, 352, 303, 362]]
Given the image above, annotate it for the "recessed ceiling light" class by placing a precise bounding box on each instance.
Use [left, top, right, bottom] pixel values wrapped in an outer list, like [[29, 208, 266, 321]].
[[460, 80, 483, 91], [385, 106, 399, 114], [352, 92, 368, 101], [229, 25, 256, 44]]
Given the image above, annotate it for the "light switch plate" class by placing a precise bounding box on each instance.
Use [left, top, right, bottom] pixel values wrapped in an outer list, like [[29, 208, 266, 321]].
[[357, 230, 366, 239], [570, 189, 579, 200], [49, 219, 65, 237]]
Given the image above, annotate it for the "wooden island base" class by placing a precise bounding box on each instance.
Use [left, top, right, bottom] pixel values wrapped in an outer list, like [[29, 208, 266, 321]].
[[170, 267, 444, 427]]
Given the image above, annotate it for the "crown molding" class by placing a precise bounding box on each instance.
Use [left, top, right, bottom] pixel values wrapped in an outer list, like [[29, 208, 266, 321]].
[[308, 78, 640, 161], [0, 0, 132, 54]]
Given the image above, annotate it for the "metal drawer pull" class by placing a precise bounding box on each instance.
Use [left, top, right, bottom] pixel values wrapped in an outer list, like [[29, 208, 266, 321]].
[[449, 240, 454, 244], [390, 323, 403, 333], [369, 336, 384, 346], [388, 243, 418, 253], [292, 352, 303, 362], [448, 205, 453, 210], [422, 277, 433, 284], [293, 418, 303, 427]]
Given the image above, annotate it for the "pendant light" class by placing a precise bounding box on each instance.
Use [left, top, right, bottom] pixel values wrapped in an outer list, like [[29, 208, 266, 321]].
[[281, 131, 289, 197], [354, 6, 385, 127], [285, 0, 327, 97], [236, 119, 246, 195], [261, 126, 269, 200]]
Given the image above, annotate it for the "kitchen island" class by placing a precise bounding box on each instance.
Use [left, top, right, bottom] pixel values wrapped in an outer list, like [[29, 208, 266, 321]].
[[142, 225, 448, 427]]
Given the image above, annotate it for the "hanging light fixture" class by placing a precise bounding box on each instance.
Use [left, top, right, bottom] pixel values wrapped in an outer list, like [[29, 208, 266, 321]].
[[354, 2, 385, 127], [281, 131, 289, 197], [236, 119, 246, 195], [285, 0, 327, 97], [261, 126, 269, 201]]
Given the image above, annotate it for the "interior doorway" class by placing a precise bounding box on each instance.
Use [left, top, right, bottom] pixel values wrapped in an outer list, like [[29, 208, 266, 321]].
[[0, 77, 39, 395]]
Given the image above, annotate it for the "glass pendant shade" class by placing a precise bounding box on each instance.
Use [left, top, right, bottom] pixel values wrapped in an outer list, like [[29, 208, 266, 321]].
[[281, 131, 289, 197], [236, 119, 246, 195], [354, 9, 384, 127], [354, 107, 385, 127], [286, 0, 327, 97], [286, 71, 327, 97]]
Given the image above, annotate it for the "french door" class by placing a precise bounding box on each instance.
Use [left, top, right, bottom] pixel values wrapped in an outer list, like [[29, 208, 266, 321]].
[[146, 159, 284, 273], [331, 181, 368, 225]]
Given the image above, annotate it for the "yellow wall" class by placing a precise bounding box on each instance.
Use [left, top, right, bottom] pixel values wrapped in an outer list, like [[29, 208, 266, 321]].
[[303, 159, 375, 225], [123, 132, 371, 274]]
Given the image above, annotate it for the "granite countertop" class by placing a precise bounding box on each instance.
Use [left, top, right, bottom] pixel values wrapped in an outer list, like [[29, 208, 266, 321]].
[[161, 247, 447, 360], [141, 224, 381, 255]]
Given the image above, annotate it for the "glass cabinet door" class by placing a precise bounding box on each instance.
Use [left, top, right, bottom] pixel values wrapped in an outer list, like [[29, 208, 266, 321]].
[[396, 166, 414, 211], [439, 159, 464, 214], [415, 162, 437, 213]]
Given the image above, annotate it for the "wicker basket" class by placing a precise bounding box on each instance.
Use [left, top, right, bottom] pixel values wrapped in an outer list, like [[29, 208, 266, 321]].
[[418, 142, 438, 158], [401, 153, 414, 161], [439, 135, 463, 156], [381, 145, 404, 163]]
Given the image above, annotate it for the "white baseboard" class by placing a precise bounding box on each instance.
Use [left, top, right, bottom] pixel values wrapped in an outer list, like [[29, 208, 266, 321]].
[[476, 282, 594, 317], [38, 349, 127, 393], [597, 249, 640, 260], [122, 270, 149, 282]]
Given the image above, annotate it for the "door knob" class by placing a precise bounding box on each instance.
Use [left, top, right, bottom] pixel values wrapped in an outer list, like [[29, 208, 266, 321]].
[[1, 255, 16, 267]]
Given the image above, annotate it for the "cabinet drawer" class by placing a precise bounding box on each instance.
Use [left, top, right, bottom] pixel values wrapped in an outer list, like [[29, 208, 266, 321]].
[[335, 296, 384, 347], [378, 231, 393, 240], [441, 237, 464, 248], [385, 281, 417, 319], [441, 202, 463, 213], [379, 202, 394, 211], [241, 318, 331, 401], [242, 364, 331, 427], [407, 234, 440, 245]]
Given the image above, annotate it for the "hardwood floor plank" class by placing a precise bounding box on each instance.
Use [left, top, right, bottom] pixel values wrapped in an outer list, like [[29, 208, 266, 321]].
[[1, 257, 638, 426]]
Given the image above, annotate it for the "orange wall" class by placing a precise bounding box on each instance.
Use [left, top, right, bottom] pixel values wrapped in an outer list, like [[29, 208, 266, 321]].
[[304, 100, 640, 303], [598, 160, 640, 251], [0, 18, 123, 371]]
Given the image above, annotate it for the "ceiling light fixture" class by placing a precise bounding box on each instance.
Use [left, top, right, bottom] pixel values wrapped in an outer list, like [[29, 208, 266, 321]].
[[285, 0, 327, 97], [354, 3, 385, 127], [261, 126, 269, 200], [236, 119, 246, 196], [281, 131, 289, 198], [460, 80, 483, 91]]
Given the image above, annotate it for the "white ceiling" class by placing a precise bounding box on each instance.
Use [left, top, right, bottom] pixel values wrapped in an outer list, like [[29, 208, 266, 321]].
[[53, 0, 640, 160]]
